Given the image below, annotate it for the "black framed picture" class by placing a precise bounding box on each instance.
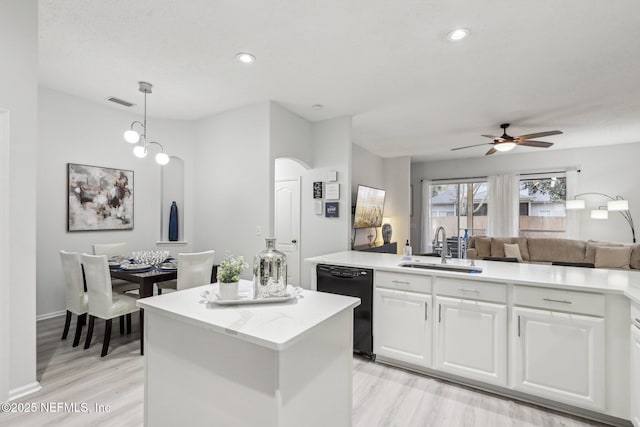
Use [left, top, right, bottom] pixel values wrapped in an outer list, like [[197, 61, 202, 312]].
[[325, 202, 339, 218], [67, 163, 134, 231], [313, 181, 323, 199]]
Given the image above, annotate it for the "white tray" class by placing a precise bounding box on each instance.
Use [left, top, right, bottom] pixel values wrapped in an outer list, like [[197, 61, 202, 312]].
[[201, 288, 299, 305]]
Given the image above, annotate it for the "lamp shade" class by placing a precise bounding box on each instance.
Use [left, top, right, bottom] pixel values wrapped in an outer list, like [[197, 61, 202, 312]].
[[155, 152, 170, 165], [133, 145, 147, 158], [607, 199, 629, 211], [494, 142, 516, 152], [590, 209, 609, 219], [124, 130, 140, 144], [566, 199, 586, 210]]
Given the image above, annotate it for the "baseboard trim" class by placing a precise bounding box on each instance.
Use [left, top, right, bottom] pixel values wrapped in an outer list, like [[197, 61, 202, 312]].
[[9, 381, 41, 401], [36, 310, 65, 321]]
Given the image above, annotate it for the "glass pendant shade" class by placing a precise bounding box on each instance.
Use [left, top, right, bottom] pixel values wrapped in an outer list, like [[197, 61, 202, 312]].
[[155, 152, 170, 165], [124, 130, 140, 144], [590, 209, 608, 219], [133, 145, 147, 158], [607, 199, 629, 211], [566, 199, 586, 210], [494, 142, 516, 152]]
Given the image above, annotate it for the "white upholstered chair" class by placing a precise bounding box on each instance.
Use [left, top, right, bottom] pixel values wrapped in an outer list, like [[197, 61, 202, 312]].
[[92, 242, 138, 293], [157, 250, 215, 293], [59, 250, 88, 347], [81, 254, 140, 357]]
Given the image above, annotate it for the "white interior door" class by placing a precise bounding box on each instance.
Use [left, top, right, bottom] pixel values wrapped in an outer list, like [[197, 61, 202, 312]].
[[0, 110, 9, 401], [275, 177, 301, 286]]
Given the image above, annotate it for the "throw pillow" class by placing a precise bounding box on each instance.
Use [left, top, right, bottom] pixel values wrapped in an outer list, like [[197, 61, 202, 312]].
[[594, 246, 632, 269], [586, 240, 623, 264], [476, 237, 492, 258], [503, 243, 523, 262]]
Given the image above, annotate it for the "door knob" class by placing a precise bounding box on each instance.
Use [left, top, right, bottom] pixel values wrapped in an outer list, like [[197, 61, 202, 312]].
[[291, 240, 297, 243]]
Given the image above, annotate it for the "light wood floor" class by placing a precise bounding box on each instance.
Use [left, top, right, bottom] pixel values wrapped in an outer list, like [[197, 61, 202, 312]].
[[1, 315, 610, 427]]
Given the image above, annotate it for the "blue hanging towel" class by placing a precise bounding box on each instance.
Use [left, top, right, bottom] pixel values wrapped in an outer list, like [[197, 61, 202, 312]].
[[169, 201, 178, 241]]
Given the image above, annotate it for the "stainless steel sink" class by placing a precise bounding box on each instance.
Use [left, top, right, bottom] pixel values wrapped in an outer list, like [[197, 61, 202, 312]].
[[399, 262, 483, 274]]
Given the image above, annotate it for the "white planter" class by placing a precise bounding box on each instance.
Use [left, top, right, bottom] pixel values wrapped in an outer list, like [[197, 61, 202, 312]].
[[218, 281, 239, 300]]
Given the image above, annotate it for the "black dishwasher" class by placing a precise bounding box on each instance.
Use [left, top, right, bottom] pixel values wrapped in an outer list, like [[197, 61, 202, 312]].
[[316, 264, 374, 359]]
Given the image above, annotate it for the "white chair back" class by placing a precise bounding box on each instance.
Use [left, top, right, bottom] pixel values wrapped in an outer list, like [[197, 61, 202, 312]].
[[93, 242, 129, 258], [81, 254, 115, 319], [177, 250, 215, 290], [60, 250, 87, 315]]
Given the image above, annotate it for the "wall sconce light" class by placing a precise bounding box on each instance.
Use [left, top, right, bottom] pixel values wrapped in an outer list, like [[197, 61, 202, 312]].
[[123, 81, 170, 166], [566, 192, 635, 242]]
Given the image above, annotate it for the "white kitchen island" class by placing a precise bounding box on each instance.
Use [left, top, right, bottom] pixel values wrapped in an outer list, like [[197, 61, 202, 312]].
[[137, 280, 360, 427]]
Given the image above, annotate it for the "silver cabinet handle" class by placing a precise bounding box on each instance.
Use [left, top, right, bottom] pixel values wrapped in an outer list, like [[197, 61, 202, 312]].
[[543, 298, 572, 304], [392, 280, 411, 285], [517, 315, 521, 337], [458, 288, 480, 294], [438, 304, 442, 323], [425, 302, 428, 321]]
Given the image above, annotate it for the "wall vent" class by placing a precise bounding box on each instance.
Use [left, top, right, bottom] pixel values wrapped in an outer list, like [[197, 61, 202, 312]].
[[106, 97, 135, 107]]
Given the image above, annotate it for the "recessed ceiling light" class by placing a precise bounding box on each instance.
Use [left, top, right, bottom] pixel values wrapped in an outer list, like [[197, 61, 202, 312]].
[[236, 52, 256, 64], [447, 28, 470, 42], [312, 104, 323, 110]]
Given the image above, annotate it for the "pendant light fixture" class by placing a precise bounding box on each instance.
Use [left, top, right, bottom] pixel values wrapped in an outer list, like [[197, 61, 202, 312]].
[[123, 81, 170, 165]]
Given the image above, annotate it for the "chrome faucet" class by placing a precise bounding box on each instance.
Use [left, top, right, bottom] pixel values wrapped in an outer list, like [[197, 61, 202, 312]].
[[435, 226, 447, 264]]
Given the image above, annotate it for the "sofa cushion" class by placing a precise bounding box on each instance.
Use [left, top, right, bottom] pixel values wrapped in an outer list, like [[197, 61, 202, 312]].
[[503, 243, 523, 262], [475, 237, 492, 258], [491, 237, 530, 260], [594, 246, 632, 269], [527, 238, 587, 263], [631, 245, 640, 270], [585, 240, 624, 264]]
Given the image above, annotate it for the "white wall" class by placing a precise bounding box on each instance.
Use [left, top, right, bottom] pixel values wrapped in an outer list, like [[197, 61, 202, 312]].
[[411, 142, 640, 245], [193, 102, 271, 277], [0, 0, 38, 400], [383, 156, 411, 253], [37, 88, 196, 316], [351, 144, 384, 247]]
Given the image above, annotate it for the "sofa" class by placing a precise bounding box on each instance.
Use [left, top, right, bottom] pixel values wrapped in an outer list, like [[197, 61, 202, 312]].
[[466, 236, 640, 270]]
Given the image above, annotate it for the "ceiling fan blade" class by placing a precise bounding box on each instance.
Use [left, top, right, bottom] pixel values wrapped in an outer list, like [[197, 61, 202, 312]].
[[451, 142, 492, 151], [517, 130, 563, 140], [481, 134, 499, 139], [485, 147, 497, 155], [518, 140, 553, 148]]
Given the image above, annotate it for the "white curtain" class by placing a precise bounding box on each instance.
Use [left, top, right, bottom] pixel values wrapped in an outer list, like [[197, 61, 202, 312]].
[[487, 174, 520, 237], [421, 180, 433, 253], [565, 169, 580, 239]]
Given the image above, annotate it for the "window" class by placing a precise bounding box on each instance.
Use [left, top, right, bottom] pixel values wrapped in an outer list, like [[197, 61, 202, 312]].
[[429, 181, 488, 257], [519, 176, 566, 238]]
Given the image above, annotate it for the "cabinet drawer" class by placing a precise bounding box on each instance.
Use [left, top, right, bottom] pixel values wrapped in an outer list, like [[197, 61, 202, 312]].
[[436, 277, 506, 303], [513, 286, 604, 317], [375, 271, 432, 294]]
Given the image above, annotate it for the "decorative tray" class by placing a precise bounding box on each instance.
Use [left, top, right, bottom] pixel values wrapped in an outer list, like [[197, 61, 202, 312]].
[[201, 287, 299, 306]]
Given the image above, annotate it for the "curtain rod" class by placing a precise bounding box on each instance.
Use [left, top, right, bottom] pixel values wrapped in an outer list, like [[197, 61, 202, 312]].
[[422, 169, 581, 183]]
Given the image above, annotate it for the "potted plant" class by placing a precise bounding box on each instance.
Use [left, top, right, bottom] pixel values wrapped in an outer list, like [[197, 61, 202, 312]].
[[216, 251, 248, 300]]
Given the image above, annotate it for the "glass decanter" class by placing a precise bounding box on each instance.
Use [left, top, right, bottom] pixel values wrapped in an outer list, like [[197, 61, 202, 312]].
[[253, 238, 287, 299]]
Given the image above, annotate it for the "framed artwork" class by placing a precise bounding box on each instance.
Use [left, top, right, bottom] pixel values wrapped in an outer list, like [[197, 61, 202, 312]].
[[313, 181, 323, 199], [325, 183, 340, 200], [67, 163, 134, 231], [325, 202, 339, 218]]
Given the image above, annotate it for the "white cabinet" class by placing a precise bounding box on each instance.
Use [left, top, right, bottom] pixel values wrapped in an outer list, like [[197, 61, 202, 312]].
[[511, 306, 605, 410], [631, 309, 640, 426], [374, 287, 431, 367], [434, 296, 507, 386]]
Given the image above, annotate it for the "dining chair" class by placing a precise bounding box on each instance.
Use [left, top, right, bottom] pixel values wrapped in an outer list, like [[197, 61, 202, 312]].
[[92, 242, 138, 293], [157, 250, 215, 293], [81, 254, 140, 357], [59, 250, 88, 347]]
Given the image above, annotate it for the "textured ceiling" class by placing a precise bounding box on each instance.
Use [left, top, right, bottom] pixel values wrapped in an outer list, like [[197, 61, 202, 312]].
[[39, 0, 640, 162]]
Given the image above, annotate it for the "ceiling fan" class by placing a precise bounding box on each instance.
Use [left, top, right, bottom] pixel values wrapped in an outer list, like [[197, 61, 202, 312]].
[[452, 123, 563, 155]]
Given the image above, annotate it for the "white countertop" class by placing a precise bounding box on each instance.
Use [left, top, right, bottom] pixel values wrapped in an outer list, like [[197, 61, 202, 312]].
[[306, 251, 640, 304], [137, 280, 360, 351]]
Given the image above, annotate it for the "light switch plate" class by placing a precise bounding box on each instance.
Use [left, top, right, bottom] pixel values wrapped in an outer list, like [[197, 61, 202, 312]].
[[327, 171, 337, 182]]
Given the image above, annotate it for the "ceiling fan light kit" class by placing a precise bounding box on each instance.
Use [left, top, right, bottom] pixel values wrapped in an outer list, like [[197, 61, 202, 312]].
[[452, 123, 562, 155], [123, 81, 170, 166]]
